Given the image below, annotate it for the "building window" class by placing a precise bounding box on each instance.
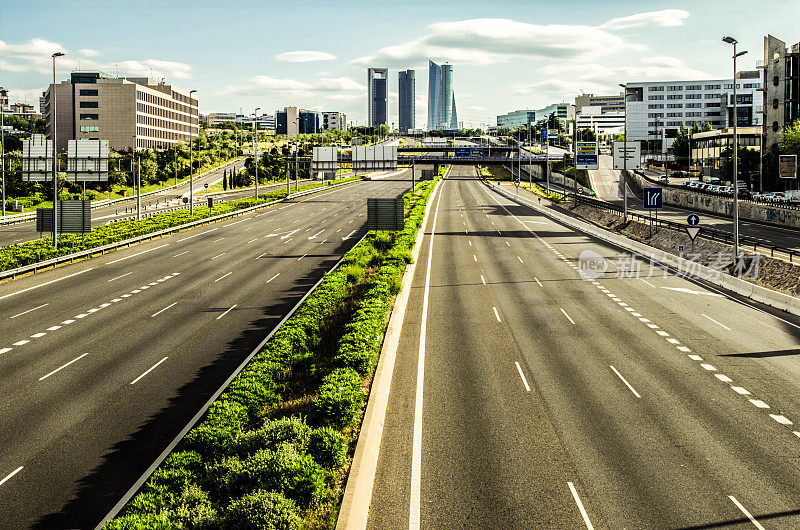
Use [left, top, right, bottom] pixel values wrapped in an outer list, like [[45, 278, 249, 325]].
[[667, 112, 683, 117], [743, 83, 761, 89], [80, 114, 99, 120], [667, 85, 683, 91], [685, 94, 702, 100], [667, 103, 683, 108], [737, 94, 753, 104], [686, 112, 702, 117], [648, 86, 664, 91], [648, 104, 664, 109], [79, 101, 99, 108], [686, 103, 702, 108], [80, 125, 99, 132], [667, 121, 682, 126], [705, 112, 720, 117], [686, 85, 702, 90], [667, 94, 683, 100], [79, 89, 99, 96], [705, 84, 721, 90], [648, 113, 664, 118], [648, 95, 664, 100], [706, 102, 721, 107]]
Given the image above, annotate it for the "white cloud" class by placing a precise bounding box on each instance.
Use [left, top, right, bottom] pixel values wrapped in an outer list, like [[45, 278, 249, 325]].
[[112, 59, 192, 80], [219, 74, 365, 101], [275, 50, 337, 63], [78, 48, 100, 57], [600, 9, 690, 30]]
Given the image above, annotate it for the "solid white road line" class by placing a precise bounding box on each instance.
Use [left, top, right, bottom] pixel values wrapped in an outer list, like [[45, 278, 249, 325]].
[[130, 356, 169, 385], [728, 496, 765, 530], [515, 362, 531, 392], [409, 178, 443, 530], [560, 308, 576, 325], [0, 466, 23, 487], [701, 313, 731, 331], [568, 482, 595, 530], [39, 352, 90, 381], [610, 365, 642, 398], [216, 304, 237, 320], [267, 273, 280, 283], [151, 302, 178, 317], [0, 268, 93, 301], [214, 272, 232, 282], [10, 303, 49, 319], [107, 272, 133, 283], [106, 244, 168, 264], [493, 307, 501, 322]]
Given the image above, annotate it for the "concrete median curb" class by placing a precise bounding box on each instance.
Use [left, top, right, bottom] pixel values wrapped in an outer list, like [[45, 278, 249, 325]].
[[486, 181, 800, 319], [336, 172, 447, 530]]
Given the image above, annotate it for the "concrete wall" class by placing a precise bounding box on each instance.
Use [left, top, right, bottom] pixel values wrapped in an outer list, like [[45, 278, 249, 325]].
[[630, 171, 800, 229]]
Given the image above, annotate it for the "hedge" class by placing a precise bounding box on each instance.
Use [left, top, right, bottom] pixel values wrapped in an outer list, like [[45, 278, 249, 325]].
[[0, 176, 360, 273], [105, 172, 442, 529]]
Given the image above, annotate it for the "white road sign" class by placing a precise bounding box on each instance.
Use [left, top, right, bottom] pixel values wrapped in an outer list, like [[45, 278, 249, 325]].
[[613, 141, 641, 170]]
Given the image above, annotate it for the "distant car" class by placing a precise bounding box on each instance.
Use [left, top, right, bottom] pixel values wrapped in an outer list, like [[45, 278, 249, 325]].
[[708, 176, 721, 185], [670, 171, 688, 178], [659, 175, 669, 183]]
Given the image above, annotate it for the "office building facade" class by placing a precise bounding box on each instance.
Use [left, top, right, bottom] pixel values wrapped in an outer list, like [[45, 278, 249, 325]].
[[43, 72, 198, 152], [398, 69, 415, 132], [496, 109, 536, 129], [574, 93, 625, 114], [427, 60, 457, 130], [275, 106, 320, 135], [623, 75, 763, 154], [368, 68, 388, 128], [762, 34, 800, 151], [576, 106, 625, 136], [535, 103, 575, 125], [322, 111, 347, 131]]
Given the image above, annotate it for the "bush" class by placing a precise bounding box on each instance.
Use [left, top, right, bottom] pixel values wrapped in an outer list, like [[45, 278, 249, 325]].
[[184, 400, 250, 457], [232, 416, 312, 458], [103, 513, 172, 529], [308, 427, 347, 468], [223, 490, 302, 530], [313, 368, 364, 428]]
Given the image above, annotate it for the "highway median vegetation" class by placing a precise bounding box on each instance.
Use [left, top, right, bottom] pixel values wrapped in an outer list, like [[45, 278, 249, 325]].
[[0, 177, 360, 273], [103, 175, 440, 529]]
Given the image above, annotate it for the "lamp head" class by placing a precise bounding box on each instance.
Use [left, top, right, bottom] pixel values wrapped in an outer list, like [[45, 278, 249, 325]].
[[722, 36, 737, 45], [735, 50, 748, 58], [52, 52, 65, 58]]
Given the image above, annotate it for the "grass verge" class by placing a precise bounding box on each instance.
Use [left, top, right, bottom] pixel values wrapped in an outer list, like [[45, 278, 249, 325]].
[[0, 177, 360, 273], [102, 176, 440, 530]]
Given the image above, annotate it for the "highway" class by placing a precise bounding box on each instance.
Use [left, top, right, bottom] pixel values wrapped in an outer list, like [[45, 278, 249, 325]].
[[0, 159, 247, 247], [368, 165, 800, 528], [0, 169, 411, 528]]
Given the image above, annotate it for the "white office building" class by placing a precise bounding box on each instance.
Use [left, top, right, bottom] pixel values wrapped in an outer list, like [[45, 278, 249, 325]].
[[322, 111, 347, 131], [624, 72, 763, 155], [576, 106, 625, 136]]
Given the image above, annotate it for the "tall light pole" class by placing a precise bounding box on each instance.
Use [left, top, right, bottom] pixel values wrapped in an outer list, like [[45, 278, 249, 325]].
[[619, 84, 636, 222], [1, 88, 6, 218], [189, 89, 197, 215], [51, 52, 64, 249], [723, 35, 747, 261], [253, 107, 260, 199]]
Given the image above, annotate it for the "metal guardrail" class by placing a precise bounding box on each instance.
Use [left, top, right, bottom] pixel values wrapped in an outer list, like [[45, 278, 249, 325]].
[[0, 158, 242, 227], [572, 193, 800, 263], [0, 177, 361, 282]]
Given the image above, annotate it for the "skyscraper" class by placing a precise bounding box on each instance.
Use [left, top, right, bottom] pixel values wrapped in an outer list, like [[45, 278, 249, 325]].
[[398, 69, 415, 132], [367, 67, 388, 128], [427, 60, 457, 130]]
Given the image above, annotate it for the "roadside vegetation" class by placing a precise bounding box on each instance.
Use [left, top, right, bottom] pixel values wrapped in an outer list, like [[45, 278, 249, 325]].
[[0, 177, 360, 272], [102, 176, 441, 530]]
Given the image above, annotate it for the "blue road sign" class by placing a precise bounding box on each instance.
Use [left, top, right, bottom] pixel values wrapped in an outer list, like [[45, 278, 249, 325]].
[[643, 187, 663, 210], [541, 129, 547, 141], [687, 214, 700, 226]]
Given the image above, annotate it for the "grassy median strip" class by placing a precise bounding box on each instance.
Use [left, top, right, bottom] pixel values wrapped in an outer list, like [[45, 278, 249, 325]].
[[103, 176, 440, 529], [0, 177, 360, 273]]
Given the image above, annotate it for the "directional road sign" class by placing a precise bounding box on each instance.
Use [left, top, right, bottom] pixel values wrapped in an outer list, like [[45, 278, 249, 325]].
[[575, 141, 598, 170], [687, 214, 699, 226], [643, 187, 663, 210], [613, 141, 642, 170]]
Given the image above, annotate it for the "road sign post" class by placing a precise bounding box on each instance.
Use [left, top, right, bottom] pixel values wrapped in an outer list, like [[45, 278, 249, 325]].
[[643, 187, 663, 237]]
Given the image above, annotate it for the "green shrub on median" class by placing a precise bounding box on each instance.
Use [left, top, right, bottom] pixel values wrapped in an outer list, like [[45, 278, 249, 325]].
[[105, 175, 442, 529]]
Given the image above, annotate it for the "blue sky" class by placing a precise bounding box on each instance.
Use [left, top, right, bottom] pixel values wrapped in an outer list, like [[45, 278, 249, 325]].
[[2, 0, 799, 128]]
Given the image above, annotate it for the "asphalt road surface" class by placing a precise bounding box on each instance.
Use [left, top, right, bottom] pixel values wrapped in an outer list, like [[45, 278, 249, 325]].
[[0, 169, 411, 529], [368, 165, 800, 528]]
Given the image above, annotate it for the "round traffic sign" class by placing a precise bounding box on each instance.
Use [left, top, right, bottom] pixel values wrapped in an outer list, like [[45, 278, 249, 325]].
[[687, 214, 700, 226]]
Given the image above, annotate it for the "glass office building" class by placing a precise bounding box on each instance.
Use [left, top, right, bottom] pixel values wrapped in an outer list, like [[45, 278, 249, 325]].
[[398, 69, 415, 132], [427, 60, 457, 130], [368, 68, 388, 127]]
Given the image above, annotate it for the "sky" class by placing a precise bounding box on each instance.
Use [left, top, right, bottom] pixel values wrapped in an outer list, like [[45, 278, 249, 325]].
[[2, 0, 800, 129]]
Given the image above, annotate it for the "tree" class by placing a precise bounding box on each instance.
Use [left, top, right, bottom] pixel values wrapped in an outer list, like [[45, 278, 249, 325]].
[[223, 169, 228, 191], [780, 119, 800, 157]]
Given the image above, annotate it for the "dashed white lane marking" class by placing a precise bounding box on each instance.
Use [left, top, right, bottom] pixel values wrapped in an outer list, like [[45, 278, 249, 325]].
[[212, 237, 225, 243], [267, 273, 280, 283], [610, 365, 642, 398], [641, 279, 656, 288], [567, 481, 595, 530], [493, 307, 501, 322], [0, 348, 11, 354], [216, 305, 237, 320], [46, 325, 61, 331], [749, 399, 770, 409], [130, 356, 169, 385], [246, 238, 258, 244], [770, 414, 793, 426], [151, 302, 178, 318], [214, 272, 232, 283], [560, 308, 576, 325], [731, 386, 751, 395], [517, 256, 524, 263], [700, 363, 717, 371], [39, 352, 90, 381], [211, 252, 226, 260], [106, 244, 168, 264], [468, 240, 472, 246], [534, 277, 543, 287], [515, 362, 531, 392], [30, 332, 46, 338], [10, 304, 49, 319], [108, 272, 133, 282], [61, 319, 75, 324], [480, 275, 486, 285], [0, 268, 94, 301], [715, 374, 733, 383], [728, 496, 765, 530], [12, 340, 29, 346], [689, 354, 704, 361], [473, 254, 477, 262], [298, 254, 307, 261], [506, 241, 510, 246], [0, 466, 24, 487], [177, 228, 217, 242], [701, 313, 731, 331], [173, 251, 190, 258]]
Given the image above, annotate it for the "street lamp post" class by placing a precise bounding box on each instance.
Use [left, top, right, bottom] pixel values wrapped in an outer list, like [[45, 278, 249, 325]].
[[723, 35, 747, 261], [253, 107, 260, 199], [1, 88, 6, 219], [189, 89, 197, 215], [619, 83, 631, 222], [51, 52, 64, 249]]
